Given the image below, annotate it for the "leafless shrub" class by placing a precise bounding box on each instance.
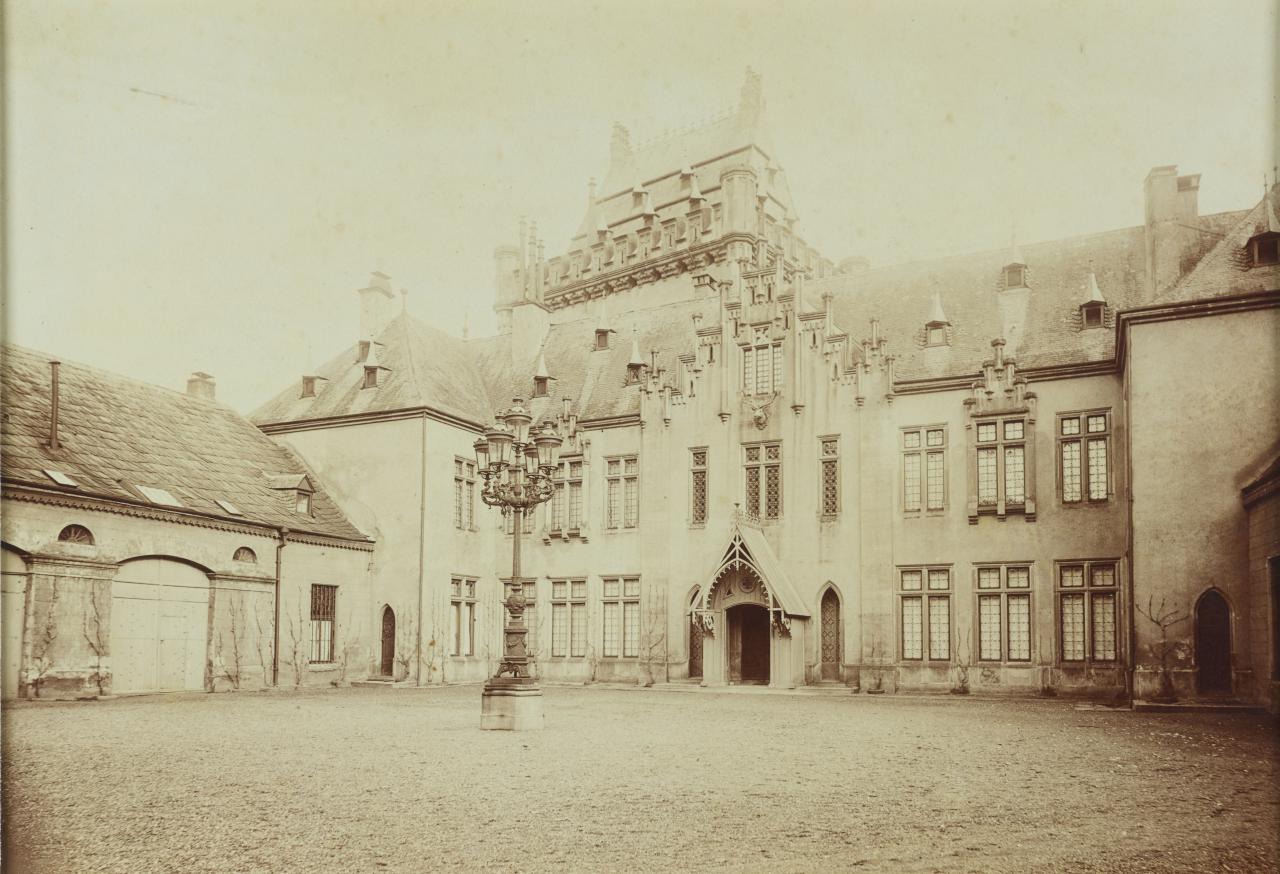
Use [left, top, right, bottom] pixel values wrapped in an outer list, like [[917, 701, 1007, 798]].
[[81, 580, 109, 697], [215, 591, 247, 691], [395, 606, 417, 681], [253, 600, 275, 688], [1136, 594, 1191, 702], [28, 579, 60, 698]]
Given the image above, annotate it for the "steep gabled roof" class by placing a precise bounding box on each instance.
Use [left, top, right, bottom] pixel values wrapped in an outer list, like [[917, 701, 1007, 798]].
[[2, 344, 369, 542], [1159, 188, 1280, 304]]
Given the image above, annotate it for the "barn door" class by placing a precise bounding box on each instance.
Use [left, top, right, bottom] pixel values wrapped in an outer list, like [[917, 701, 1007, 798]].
[[380, 606, 396, 677], [820, 588, 841, 680]]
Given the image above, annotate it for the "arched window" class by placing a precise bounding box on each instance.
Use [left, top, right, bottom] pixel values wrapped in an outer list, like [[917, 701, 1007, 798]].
[[57, 524, 94, 545], [233, 547, 257, 563]]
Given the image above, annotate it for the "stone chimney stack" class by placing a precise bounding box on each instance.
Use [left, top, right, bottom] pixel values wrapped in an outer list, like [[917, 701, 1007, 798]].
[[186, 371, 216, 401], [1143, 165, 1202, 300], [358, 271, 396, 339], [610, 123, 632, 173], [493, 245, 522, 333]]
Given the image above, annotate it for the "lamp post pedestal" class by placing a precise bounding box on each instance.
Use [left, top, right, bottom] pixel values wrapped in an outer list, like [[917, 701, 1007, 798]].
[[480, 676, 544, 730]]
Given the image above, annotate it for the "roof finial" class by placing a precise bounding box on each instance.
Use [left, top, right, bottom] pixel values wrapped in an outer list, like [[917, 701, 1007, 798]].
[[629, 330, 645, 366], [1085, 268, 1106, 304], [927, 292, 949, 326]]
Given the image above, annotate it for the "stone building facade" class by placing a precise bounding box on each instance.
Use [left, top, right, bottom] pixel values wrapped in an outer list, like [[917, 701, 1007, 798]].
[[1, 348, 374, 700], [250, 72, 1280, 707]]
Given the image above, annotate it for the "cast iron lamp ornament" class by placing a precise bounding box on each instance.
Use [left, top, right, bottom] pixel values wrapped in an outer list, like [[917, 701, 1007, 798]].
[[474, 399, 562, 685]]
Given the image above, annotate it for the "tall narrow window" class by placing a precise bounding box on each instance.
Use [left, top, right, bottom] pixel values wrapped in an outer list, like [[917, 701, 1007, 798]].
[[453, 458, 476, 529], [742, 327, 783, 394], [975, 564, 1033, 662], [310, 584, 337, 663], [1058, 411, 1110, 503], [1057, 561, 1118, 663], [690, 448, 708, 525], [551, 579, 588, 658], [903, 427, 947, 512], [742, 442, 782, 520], [606, 456, 639, 529], [602, 577, 640, 657], [975, 417, 1027, 512], [899, 567, 951, 661], [550, 459, 585, 531], [820, 437, 840, 517], [450, 578, 477, 656]]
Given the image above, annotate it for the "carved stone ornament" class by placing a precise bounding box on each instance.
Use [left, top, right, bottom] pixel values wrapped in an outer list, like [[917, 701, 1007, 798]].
[[743, 390, 779, 429]]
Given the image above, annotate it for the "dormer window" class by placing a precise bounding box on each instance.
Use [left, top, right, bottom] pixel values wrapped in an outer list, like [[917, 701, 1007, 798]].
[[1003, 264, 1026, 289], [595, 329, 610, 351], [269, 474, 314, 516], [926, 325, 947, 346], [300, 375, 328, 398], [295, 491, 313, 515], [1251, 234, 1279, 266], [533, 376, 549, 398], [1081, 301, 1106, 329], [357, 341, 371, 363], [363, 366, 379, 389], [625, 362, 643, 385]]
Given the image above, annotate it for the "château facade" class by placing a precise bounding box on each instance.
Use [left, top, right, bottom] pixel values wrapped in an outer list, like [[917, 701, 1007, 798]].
[[4, 71, 1277, 710]]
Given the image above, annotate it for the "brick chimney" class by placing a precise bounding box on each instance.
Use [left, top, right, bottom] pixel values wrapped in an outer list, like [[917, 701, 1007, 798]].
[[186, 372, 216, 401], [1143, 165, 1202, 300]]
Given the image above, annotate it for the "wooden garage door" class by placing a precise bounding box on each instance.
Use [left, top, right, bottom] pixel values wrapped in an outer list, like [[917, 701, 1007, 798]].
[[2, 548, 29, 700], [112, 559, 210, 694]]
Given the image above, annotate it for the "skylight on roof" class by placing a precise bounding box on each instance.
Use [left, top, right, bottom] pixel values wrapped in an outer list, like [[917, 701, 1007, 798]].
[[215, 499, 243, 516], [43, 469, 78, 487], [136, 485, 184, 507]]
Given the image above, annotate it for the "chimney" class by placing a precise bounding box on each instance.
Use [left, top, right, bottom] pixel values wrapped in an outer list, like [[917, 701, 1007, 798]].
[[186, 371, 216, 401], [1143, 165, 1202, 300], [610, 123, 632, 171], [358, 271, 396, 339], [48, 360, 61, 450]]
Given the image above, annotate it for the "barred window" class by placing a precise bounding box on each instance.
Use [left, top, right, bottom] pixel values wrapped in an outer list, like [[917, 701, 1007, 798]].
[[310, 584, 337, 663], [742, 326, 784, 395], [450, 577, 477, 657], [899, 567, 950, 660], [550, 459, 584, 531], [1057, 561, 1118, 662], [550, 579, 587, 658], [975, 564, 1033, 662], [606, 456, 639, 529], [453, 458, 476, 529], [743, 442, 782, 520], [602, 577, 640, 658], [975, 417, 1027, 511], [690, 449, 708, 525], [1058, 411, 1110, 503], [903, 427, 946, 512], [820, 437, 840, 516]]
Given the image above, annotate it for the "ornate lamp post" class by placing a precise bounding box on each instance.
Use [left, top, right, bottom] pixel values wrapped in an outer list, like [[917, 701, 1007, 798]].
[[475, 398, 562, 730]]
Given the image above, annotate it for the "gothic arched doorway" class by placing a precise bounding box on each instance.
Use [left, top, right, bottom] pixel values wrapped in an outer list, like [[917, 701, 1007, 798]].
[[1194, 590, 1231, 695], [688, 590, 703, 679], [820, 588, 841, 680], [380, 606, 396, 677], [727, 604, 770, 685]]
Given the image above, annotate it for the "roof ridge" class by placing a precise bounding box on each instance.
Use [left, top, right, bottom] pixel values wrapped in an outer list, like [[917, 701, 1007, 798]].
[[2, 342, 225, 407]]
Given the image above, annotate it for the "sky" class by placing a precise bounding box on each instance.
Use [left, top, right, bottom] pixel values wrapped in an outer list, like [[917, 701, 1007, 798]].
[[5, 0, 1276, 412]]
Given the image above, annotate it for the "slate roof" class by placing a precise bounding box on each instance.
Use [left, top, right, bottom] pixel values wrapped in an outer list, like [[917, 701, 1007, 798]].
[[811, 208, 1255, 382], [1158, 186, 1280, 304], [2, 344, 370, 543]]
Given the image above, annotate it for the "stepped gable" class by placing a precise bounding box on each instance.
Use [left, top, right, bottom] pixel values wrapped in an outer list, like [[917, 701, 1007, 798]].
[[251, 313, 494, 427], [2, 344, 369, 542], [1159, 188, 1280, 304]]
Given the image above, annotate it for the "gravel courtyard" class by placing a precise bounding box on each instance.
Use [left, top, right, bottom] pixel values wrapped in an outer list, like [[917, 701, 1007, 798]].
[[2, 685, 1276, 874]]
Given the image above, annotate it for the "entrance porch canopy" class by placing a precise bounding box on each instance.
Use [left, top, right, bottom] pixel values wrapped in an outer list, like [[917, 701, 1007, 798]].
[[696, 513, 810, 622]]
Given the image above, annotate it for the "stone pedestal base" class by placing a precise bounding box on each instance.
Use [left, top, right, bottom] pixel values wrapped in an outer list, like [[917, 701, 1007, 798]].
[[480, 677, 544, 731]]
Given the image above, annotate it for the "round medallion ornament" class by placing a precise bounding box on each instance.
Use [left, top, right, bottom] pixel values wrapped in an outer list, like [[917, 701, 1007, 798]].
[[739, 575, 757, 593]]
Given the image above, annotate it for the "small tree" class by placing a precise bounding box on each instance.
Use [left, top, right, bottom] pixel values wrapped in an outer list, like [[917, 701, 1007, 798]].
[[215, 591, 247, 691], [866, 634, 885, 693], [253, 600, 275, 688], [950, 628, 971, 695], [395, 606, 417, 681], [638, 597, 667, 687], [1136, 594, 1190, 702], [284, 602, 308, 688], [28, 579, 61, 698], [82, 580, 110, 697]]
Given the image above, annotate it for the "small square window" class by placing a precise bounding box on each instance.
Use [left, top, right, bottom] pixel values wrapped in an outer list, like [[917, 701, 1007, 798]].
[[552, 581, 567, 599], [1061, 418, 1081, 436], [927, 569, 949, 590], [927, 326, 946, 346], [1091, 564, 1116, 587], [1083, 305, 1104, 328], [904, 431, 922, 449], [1007, 567, 1030, 588], [926, 429, 944, 447], [603, 579, 620, 598], [1004, 420, 1024, 440], [1086, 415, 1107, 433], [901, 570, 922, 591], [977, 423, 997, 443], [1060, 566, 1085, 588], [978, 567, 1001, 589]]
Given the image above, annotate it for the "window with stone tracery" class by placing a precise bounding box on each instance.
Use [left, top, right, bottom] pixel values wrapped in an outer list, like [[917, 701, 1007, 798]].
[[1058, 411, 1110, 504], [743, 442, 782, 520], [742, 326, 783, 395], [975, 564, 1032, 662], [551, 579, 587, 658], [975, 417, 1026, 511], [690, 448, 708, 525], [902, 426, 946, 513], [606, 456, 638, 529], [602, 577, 640, 658], [1057, 561, 1117, 663], [549, 459, 584, 531], [819, 437, 840, 517], [899, 567, 951, 661]]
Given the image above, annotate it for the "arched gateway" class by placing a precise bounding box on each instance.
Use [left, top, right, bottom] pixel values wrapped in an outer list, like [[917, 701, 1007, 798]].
[[692, 516, 809, 688]]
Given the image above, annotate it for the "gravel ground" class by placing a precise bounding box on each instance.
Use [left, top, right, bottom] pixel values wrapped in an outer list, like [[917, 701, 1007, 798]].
[[2, 685, 1276, 874]]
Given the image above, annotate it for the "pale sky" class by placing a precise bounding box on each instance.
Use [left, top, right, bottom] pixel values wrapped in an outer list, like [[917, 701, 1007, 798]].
[[5, 0, 1276, 412]]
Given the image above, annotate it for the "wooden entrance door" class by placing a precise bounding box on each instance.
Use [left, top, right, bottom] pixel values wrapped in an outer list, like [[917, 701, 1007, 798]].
[[820, 588, 841, 680], [688, 617, 703, 679], [1195, 591, 1231, 695], [380, 606, 396, 677], [728, 605, 769, 684]]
